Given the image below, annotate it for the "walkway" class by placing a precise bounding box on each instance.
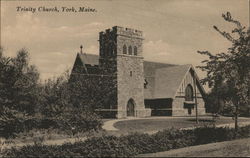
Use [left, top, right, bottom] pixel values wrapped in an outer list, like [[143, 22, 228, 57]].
[[102, 116, 250, 134], [137, 138, 250, 157]]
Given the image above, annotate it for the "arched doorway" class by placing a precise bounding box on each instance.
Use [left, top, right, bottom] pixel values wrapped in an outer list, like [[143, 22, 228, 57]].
[[127, 99, 135, 117]]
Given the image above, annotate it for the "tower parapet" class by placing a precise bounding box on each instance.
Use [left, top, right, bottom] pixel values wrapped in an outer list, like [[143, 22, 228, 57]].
[[113, 26, 143, 39]]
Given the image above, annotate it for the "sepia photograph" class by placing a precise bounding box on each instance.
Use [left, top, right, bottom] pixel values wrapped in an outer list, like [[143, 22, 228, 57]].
[[0, 0, 250, 157]]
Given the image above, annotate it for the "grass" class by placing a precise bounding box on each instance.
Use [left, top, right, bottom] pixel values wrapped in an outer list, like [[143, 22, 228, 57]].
[[138, 138, 250, 157], [113, 116, 250, 135]]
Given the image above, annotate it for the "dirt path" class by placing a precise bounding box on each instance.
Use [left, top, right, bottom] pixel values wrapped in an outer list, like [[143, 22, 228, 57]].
[[1, 136, 87, 150], [137, 138, 250, 157]]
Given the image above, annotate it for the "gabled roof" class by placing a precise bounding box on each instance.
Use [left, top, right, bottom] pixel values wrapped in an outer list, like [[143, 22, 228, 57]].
[[143, 61, 175, 77], [153, 64, 192, 98], [78, 53, 99, 66], [149, 64, 206, 99]]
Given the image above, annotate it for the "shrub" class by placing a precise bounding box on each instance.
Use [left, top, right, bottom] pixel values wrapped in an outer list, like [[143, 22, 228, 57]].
[[38, 118, 59, 129], [82, 136, 136, 157], [120, 132, 157, 154], [0, 117, 24, 138], [152, 128, 195, 152], [237, 125, 250, 138], [0, 108, 26, 138], [193, 126, 235, 144], [2, 125, 250, 157], [3, 136, 137, 158], [0, 108, 103, 139], [56, 110, 103, 135]]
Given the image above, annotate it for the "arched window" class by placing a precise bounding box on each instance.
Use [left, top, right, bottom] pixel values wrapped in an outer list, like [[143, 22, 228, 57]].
[[144, 79, 148, 89], [123, 45, 127, 54], [185, 84, 194, 101], [134, 46, 137, 56], [128, 46, 132, 55]]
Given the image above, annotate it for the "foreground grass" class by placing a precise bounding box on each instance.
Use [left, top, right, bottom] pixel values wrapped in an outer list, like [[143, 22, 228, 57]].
[[138, 138, 250, 157], [113, 116, 250, 134]]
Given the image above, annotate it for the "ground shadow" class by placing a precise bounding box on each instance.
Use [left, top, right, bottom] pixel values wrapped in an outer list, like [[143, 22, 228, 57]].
[[187, 119, 215, 123]]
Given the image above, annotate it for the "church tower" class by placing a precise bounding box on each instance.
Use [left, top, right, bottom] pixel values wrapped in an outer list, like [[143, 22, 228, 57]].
[[99, 26, 151, 118]]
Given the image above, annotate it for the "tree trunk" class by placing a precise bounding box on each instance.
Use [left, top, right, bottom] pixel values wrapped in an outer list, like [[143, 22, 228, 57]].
[[194, 77, 198, 124], [235, 104, 239, 132]]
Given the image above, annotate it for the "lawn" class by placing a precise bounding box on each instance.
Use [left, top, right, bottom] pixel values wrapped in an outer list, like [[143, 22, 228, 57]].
[[138, 138, 250, 157], [113, 116, 250, 135]]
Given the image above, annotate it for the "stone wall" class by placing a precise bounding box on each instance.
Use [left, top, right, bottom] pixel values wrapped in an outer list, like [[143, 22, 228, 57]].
[[172, 97, 206, 116]]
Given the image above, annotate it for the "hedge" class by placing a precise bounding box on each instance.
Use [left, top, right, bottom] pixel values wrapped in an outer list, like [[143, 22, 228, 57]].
[[2, 125, 250, 157], [0, 111, 103, 138]]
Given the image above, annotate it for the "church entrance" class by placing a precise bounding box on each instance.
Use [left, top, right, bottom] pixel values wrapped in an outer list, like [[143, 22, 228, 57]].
[[127, 99, 135, 117]]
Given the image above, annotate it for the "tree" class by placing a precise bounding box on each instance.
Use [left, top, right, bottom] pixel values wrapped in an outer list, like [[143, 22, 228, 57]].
[[197, 12, 250, 131], [0, 48, 40, 115], [39, 70, 72, 117]]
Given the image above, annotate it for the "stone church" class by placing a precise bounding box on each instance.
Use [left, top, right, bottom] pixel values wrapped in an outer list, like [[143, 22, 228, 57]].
[[71, 26, 206, 118]]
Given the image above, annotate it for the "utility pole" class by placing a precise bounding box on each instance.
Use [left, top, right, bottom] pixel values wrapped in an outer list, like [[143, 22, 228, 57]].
[[193, 70, 199, 124]]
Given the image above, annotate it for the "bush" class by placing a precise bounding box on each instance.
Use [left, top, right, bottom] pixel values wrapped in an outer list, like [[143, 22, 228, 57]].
[[153, 128, 196, 151], [0, 108, 26, 138], [38, 118, 59, 129], [0, 117, 24, 138], [121, 132, 158, 154], [3, 136, 137, 158], [193, 126, 235, 144], [0, 110, 103, 139], [237, 125, 250, 138], [2, 125, 250, 157], [56, 110, 103, 135]]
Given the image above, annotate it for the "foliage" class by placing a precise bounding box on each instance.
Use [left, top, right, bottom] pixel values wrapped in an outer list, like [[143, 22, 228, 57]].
[[0, 48, 40, 115], [193, 126, 235, 144], [38, 71, 72, 117], [3, 125, 250, 157], [3, 136, 137, 158], [0, 107, 24, 138], [0, 110, 102, 139], [68, 74, 117, 111], [197, 12, 250, 129], [153, 128, 195, 151], [39, 66, 117, 118], [55, 109, 103, 135], [120, 132, 158, 153]]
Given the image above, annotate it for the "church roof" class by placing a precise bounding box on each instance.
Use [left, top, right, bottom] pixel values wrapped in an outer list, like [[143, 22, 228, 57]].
[[153, 64, 191, 98], [75, 53, 205, 99]]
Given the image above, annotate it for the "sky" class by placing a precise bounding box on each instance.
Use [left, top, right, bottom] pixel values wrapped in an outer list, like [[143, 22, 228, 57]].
[[1, 0, 249, 89]]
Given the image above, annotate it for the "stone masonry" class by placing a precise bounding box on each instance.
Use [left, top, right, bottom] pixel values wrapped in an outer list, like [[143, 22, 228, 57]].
[[99, 26, 151, 118]]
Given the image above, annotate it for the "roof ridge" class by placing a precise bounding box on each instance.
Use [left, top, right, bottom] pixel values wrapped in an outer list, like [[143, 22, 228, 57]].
[[144, 60, 177, 65], [155, 64, 191, 71], [79, 53, 179, 66]]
